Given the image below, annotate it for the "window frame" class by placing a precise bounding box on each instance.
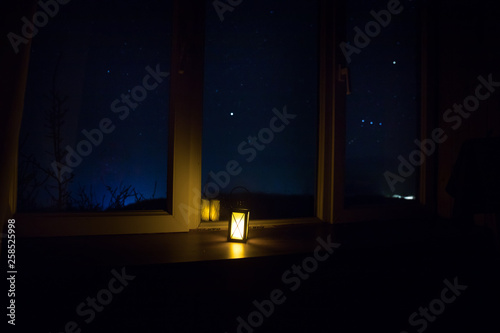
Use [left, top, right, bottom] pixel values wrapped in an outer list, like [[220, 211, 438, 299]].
[[15, 0, 203, 236], [197, 0, 435, 228], [326, 0, 437, 223], [14, 0, 435, 237]]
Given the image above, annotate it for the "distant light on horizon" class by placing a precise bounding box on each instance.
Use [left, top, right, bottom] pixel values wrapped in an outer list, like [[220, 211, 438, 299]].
[[391, 194, 416, 200]]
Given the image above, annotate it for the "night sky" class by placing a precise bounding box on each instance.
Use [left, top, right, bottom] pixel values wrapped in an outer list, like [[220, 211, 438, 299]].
[[19, 0, 419, 211], [344, 0, 420, 199], [20, 0, 171, 210], [201, 0, 318, 198]]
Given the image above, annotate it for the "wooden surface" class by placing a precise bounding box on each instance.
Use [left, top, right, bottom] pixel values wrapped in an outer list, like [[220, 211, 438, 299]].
[[17, 223, 334, 267], [15, 219, 449, 267], [5, 218, 500, 332]]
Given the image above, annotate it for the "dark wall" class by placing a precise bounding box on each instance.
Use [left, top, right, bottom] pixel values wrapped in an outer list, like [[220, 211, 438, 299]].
[[435, 0, 500, 217]]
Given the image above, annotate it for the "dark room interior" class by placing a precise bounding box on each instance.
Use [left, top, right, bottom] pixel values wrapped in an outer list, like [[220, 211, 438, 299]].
[[1, 0, 500, 332]]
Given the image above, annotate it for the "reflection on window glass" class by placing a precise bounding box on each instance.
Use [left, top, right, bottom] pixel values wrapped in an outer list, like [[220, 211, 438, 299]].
[[344, 0, 420, 205], [202, 0, 319, 220], [18, 0, 171, 212]]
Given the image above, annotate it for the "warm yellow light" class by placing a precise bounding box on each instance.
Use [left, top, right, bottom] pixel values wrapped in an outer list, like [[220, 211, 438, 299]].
[[201, 199, 210, 222], [230, 212, 245, 240], [228, 209, 249, 242], [229, 243, 245, 259], [209, 199, 220, 221]]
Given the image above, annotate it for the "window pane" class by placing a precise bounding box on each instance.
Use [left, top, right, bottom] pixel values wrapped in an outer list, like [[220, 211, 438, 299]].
[[18, 0, 172, 212], [344, 0, 420, 205], [202, 0, 319, 220]]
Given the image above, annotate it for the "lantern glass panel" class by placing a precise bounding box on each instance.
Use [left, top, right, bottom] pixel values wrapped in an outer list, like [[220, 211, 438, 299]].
[[209, 199, 220, 221], [201, 199, 210, 221], [229, 211, 248, 241]]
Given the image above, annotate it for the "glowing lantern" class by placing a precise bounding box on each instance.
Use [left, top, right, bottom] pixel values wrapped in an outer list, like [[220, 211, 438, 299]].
[[228, 208, 249, 242], [209, 199, 220, 221], [201, 199, 210, 222]]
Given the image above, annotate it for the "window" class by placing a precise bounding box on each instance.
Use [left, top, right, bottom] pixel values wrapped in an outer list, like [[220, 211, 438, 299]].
[[18, 0, 172, 212], [343, 0, 421, 206], [202, 0, 319, 220], [14, 0, 430, 236], [325, 0, 430, 223]]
